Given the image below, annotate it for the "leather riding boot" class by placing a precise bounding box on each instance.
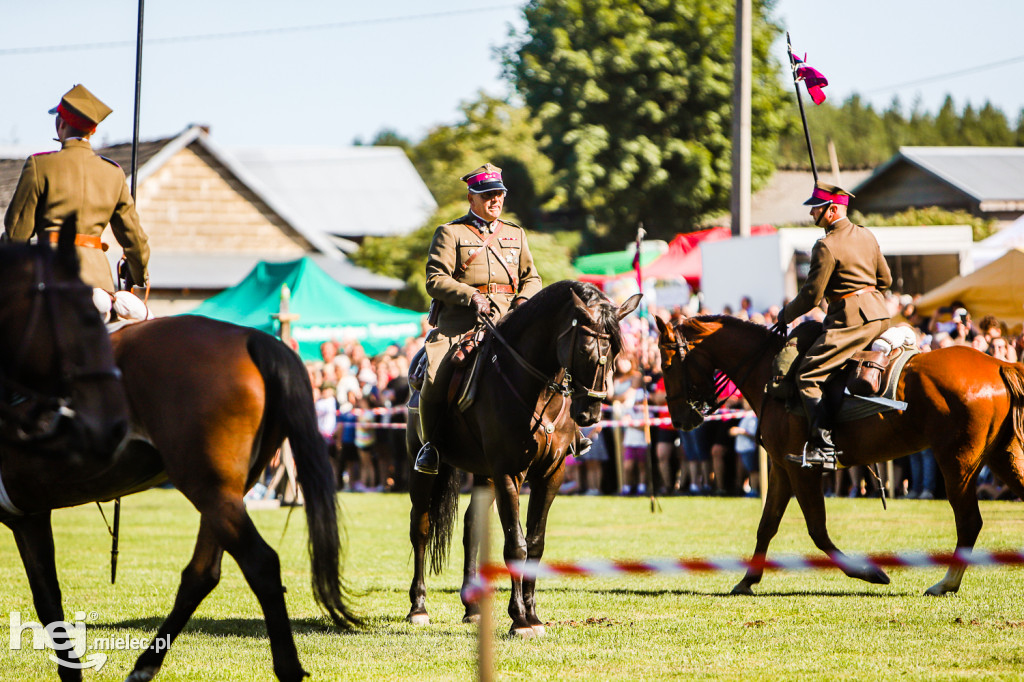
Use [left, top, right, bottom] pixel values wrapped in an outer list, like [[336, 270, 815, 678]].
[[786, 397, 839, 470], [414, 376, 443, 475]]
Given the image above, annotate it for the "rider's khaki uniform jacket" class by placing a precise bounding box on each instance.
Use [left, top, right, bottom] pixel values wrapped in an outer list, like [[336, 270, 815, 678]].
[[4, 138, 150, 293], [423, 213, 542, 383], [782, 217, 893, 402]]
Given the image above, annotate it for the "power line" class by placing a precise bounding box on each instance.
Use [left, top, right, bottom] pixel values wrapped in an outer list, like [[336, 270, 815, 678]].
[[0, 5, 521, 56], [865, 52, 1024, 95]]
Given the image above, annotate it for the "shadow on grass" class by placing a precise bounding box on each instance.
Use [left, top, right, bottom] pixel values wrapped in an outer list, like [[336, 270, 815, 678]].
[[101, 614, 478, 639], [530, 585, 916, 598], [100, 615, 354, 638]]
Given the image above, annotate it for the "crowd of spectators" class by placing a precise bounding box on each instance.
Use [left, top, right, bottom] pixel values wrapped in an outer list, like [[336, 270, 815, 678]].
[[254, 291, 1021, 504]]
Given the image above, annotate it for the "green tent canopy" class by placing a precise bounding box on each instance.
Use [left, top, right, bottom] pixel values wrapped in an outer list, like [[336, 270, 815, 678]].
[[573, 248, 661, 276], [190, 257, 423, 360]]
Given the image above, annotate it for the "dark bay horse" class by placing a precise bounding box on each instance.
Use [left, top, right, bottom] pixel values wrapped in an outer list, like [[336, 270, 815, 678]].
[[657, 314, 1024, 596], [2, 312, 358, 681], [407, 281, 640, 636], [0, 223, 127, 458]]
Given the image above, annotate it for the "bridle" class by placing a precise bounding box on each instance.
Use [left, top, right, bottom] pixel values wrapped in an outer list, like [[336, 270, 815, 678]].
[[477, 305, 614, 405], [659, 321, 768, 419], [0, 248, 122, 444]]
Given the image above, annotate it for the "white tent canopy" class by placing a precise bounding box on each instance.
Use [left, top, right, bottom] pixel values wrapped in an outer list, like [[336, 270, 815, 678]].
[[972, 215, 1024, 269]]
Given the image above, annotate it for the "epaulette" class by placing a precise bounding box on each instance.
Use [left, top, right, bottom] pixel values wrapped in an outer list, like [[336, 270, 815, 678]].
[[448, 213, 476, 226], [31, 150, 58, 157], [100, 156, 122, 168], [500, 218, 521, 228]]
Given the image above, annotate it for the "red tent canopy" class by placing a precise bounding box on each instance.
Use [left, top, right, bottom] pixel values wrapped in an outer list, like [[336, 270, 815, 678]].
[[643, 225, 776, 288]]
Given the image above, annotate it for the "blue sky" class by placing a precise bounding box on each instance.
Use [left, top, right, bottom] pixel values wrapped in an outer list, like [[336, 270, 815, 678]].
[[2, 1, 1023, 150]]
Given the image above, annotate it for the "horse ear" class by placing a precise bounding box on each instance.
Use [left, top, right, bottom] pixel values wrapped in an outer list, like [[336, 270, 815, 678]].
[[654, 312, 670, 336], [56, 213, 81, 277], [617, 293, 642, 321]]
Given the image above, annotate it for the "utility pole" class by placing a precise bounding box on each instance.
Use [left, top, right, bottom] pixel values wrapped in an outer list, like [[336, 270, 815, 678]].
[[730, 0, 752, 237]]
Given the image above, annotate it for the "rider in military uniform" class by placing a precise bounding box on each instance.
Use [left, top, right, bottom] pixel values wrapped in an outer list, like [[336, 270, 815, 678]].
[[4, 84, 150, 295], [413, 163, 543, 474], [776, 182, 893, 469]]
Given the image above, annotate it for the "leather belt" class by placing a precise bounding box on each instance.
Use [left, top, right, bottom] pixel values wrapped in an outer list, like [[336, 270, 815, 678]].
[[48, 231, 105, 250], [829, 286, 876, 305], [475, 283, 515, 295]]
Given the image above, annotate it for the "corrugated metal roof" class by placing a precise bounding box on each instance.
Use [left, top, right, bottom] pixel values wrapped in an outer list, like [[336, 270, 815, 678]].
[[859, 147, 1024, 201], [227, 146, 437, 239]]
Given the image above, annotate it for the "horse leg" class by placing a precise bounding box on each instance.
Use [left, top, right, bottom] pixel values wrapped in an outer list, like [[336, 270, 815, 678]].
[[406, 470, 433, 625], [520, 466, 564, 636], [461, 482, 495, 623], [926, 451, 985, 596], [127, 519, 224, 682], [791, 468, 891, 586], [731, 462, 793, 595], [6, 513, 82, 682], [492, 473, 533, 637]]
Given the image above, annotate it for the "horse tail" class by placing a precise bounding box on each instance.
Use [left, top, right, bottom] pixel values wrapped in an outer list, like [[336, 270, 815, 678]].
[[427, 462, 461, 575], [999, 363, 1024, 448], [246, 332, 361, 629]]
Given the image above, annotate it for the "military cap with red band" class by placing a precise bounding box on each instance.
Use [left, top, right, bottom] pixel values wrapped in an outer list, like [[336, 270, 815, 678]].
[[803, 181, 854, 207], [460, 163, 508, 194], [48, 84, 112, 134]]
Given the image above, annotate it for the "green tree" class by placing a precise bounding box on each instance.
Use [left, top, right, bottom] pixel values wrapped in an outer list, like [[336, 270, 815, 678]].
[[503, 0, 787, 241]]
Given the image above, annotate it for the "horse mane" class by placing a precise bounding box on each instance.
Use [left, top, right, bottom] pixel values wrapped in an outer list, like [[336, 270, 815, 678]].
[[682, 314, 782, 351], [499, 279, 625, 353]]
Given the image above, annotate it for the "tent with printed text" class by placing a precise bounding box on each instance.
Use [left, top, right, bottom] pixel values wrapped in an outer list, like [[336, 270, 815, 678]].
[[190, 257, 424, 360]]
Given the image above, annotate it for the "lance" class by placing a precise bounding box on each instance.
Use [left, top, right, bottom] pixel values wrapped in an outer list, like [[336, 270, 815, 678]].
[[786, 32, 818, 183], [111, 0, 146, 586]]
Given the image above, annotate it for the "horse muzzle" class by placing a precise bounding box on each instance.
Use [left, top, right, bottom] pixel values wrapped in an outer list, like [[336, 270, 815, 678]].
[[571, 395, 603, 427]]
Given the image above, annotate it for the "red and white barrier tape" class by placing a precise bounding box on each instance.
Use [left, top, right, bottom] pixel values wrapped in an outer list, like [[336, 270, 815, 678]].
[[462, 548, 1024, 602]]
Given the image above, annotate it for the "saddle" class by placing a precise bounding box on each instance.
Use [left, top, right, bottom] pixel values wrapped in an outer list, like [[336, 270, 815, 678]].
[[407, 332, 488, 416], [769, 323, 919, 421]]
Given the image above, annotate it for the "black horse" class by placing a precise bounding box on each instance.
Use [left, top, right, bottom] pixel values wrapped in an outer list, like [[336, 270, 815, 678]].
[[406, 280, 640, 636], [2, 227, 357, 680]]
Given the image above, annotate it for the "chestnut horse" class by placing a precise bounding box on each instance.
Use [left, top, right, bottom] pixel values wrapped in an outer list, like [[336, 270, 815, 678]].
[[657, 314, 1024, 596], [3, 312, 357, 679], [406, 281, 640, 636]]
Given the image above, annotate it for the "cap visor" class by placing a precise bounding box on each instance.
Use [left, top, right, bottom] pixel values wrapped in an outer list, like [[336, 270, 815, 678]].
[[803, 197, 831, 207], [468, 181, 508, 194], [48, 105, 59, 115]]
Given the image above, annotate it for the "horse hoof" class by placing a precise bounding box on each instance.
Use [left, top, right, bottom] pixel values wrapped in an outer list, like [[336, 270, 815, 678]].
[[125, 668, 157, 682], [530, 624, 546, 637], [731, 582, 755, 596], [868, 568, 891, 585], [924, 583, 957, 597], [463, 614, 481, 624], [510, 626, 540, 639], [407, 613, 430, 626]]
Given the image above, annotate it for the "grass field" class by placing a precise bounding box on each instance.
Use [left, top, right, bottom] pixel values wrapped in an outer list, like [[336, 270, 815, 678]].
[[2, 488, 1024, 681]]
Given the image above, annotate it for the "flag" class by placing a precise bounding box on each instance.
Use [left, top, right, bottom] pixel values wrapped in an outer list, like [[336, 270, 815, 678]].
[[792, 53, 829, 105]]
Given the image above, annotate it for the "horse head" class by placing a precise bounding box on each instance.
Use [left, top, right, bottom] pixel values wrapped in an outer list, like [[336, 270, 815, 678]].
[[560, 286, 642, 426], [655, 314, 723, 430], [0, 218, 128, 455]]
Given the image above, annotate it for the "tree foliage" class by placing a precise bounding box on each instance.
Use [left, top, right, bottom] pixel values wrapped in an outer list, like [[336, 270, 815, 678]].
[[777, 94, 1022, 169], [351, 94, 580, 311], [503, 0, 787, 241], [850, 206, 997, 243]]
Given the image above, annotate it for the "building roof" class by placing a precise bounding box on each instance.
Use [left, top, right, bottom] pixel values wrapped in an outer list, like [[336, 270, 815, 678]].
[[0, 127, 419, 292], [227, 145, 438, 239], [713, 169, 874, 227], [854, 147, 1024, 204]]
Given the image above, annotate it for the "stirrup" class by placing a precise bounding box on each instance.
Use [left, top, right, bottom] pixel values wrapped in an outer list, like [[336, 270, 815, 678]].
[[576, 435, 593, 456], [414, 442, 439, 475], [786, 443, 838, 471]]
